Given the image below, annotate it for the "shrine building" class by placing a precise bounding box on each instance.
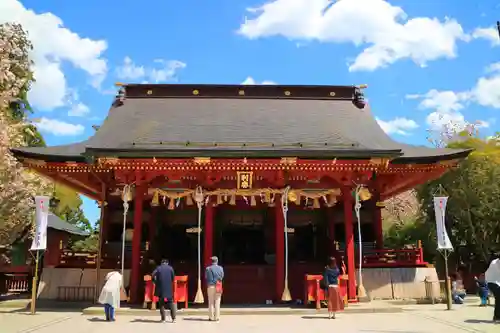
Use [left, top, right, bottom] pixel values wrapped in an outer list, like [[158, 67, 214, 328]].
[[11, 84, 471, 304]]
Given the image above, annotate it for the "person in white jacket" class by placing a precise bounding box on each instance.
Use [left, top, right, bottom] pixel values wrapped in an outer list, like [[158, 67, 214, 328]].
[[98, 271, 123, 321], [485, 257, 500, 323]]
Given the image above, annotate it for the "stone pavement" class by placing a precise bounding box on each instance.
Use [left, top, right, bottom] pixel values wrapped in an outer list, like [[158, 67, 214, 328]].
[[2, 304, 498, 333]]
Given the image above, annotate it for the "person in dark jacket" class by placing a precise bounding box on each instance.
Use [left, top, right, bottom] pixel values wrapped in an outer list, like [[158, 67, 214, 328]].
[[152, 259, 176, 323], [323, 257, 344, 319], [475, 274, 490, 307]]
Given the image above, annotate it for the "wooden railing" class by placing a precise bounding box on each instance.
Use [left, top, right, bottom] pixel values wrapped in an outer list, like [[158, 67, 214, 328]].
[[57, 286, 95, 302], [337, 248, 426, 267], [58, 248, 146, 269], [3, 273, 30, 293]]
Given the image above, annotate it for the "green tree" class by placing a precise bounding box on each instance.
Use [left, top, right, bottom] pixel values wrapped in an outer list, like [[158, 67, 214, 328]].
[[417, 135, 500, 265], [50, 184, 92, 232]]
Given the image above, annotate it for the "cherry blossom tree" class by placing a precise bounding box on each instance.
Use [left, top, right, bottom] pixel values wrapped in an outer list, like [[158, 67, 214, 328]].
[[0, 23, 50, 247]]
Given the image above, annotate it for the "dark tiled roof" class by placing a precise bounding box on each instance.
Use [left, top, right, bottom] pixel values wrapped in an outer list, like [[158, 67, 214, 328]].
[[48, 213, 90, 236], [11, 84, 470, 162]]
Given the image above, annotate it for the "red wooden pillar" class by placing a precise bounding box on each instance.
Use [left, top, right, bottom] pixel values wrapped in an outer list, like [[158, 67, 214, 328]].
[[204, 203, 214, 269], [374, 206, 383, 249], [275, 196, 285, 301], [327, 208, 336, 256], [149, 206, 157, 243], [130, 183, 146, 304], [343, 188, 357, 301]]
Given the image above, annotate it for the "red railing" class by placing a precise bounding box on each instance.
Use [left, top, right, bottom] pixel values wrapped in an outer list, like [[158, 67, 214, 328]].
[[337, 247, 426, 268]]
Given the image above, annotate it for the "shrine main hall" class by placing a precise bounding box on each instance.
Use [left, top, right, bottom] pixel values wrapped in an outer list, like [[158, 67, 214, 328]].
[[11, 83, 470, 304]]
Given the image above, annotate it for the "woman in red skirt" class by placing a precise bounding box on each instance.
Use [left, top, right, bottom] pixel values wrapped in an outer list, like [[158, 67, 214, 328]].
[[323, 257, 344, 319]]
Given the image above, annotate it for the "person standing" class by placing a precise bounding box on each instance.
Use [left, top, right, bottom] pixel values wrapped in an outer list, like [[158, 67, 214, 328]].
[[205, 256, 224, 321], [485, 257, 500, 322], [98, 271, 123, 322], [152, 259, 176, 323], [474, 274, 489, 307], [322, 257, 344, 319]]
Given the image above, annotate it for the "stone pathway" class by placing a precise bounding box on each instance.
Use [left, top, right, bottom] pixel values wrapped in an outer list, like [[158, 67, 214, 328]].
[[1, 304, 498, 333]]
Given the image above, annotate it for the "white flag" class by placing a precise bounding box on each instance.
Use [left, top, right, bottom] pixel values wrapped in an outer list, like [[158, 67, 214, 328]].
[[433, 196, 453, 251], [30, 196, 50, 251]]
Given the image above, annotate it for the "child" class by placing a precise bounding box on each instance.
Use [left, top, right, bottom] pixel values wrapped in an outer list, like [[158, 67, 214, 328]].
[[475, 274, 489, 307]]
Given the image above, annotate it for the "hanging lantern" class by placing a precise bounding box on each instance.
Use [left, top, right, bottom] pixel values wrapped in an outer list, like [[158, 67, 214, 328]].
[[194, 187, 204, 206], [250, 196, 257, 206], [359, 188, 372, 201], [186, 194, 194, 206], [313, 198, 320, 209], [229, 194, 236, 206], [269, 193, 276, 207], [151, 191, 160, 207], [264, 192, 271, 203], [327, 194, 337, 207], [168, 198, 175, 210], [217, 195, 223, 206], [122, 187, 133, 202]]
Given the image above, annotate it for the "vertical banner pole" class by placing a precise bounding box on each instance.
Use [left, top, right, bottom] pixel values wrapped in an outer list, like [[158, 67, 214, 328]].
[[30, 250, 40, 315], [30, 195, 50, 315], [443, 249, 452, 310]]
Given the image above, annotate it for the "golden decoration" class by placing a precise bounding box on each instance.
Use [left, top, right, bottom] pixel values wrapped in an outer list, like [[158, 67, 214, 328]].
[[168, 198, 175, 210], [150, 187, 341, 210], [358, 84, 368, 89], [284, 91, 291, 96], [287, 190, 298, 203], [151, 191, 160, 207], [329, 92, 336, 97], [375, 201, 385, 207], [193, 157, 211, 164], [186, 194, 194, 206], [114, 82, 124, 87], [192, 89, 199, 95], [147, 90, 153, 95], [280, 157, 297, 165], [359, 188, 372, 201], [313, 198, 320, 209], [237, 171, 253, 190]]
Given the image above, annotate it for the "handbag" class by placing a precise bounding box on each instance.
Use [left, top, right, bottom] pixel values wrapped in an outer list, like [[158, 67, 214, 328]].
[[215, 280, 223, 294]]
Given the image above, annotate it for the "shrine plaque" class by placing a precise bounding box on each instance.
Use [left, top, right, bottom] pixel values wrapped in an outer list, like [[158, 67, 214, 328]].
[[237, 171, 253, 190]]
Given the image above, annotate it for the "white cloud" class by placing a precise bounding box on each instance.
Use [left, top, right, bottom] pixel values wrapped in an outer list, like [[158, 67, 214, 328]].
[[0, 1, 108, 111], [472, 26, 500, 47], [376, 117, 418, 135], [68, 103, 90, 117], [238, 0, 468, 71], [241, 76, 277, 85], [35, 118, 84, 136], [65, 89, 90, 117], [115, 57, 145, 80], [115, 57, 186, 83], [472, 62, 500, 108], [408, 90, 470, 114]]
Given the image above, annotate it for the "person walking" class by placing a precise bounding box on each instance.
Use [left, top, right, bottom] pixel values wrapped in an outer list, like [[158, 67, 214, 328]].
[[322, 257, 344, 319], [485, 257, 500, 322], [98, 270, 123, 322], [152, 259, 177, 323], [205, 256, 224, 321]]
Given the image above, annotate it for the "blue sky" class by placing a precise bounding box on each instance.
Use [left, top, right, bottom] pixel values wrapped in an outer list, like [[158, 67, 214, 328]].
[[1, 0, 499, 225]]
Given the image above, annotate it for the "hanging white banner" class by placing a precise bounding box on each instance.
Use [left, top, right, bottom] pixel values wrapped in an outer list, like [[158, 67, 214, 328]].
[[30, 196, 50, 251], [433, 196, 453, 251]]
